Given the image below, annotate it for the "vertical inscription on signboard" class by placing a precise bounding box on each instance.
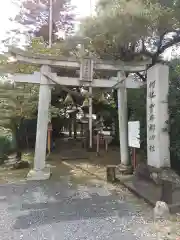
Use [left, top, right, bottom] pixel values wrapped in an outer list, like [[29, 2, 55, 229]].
[[80, 58, 93, 82], [148, 80, 156, 153]]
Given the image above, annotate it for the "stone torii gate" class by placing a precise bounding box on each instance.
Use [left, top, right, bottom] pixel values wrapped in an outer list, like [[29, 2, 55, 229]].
[[8, 48, 151, 180]]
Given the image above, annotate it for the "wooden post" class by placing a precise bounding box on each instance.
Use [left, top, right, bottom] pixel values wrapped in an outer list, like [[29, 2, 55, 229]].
[[73, 113, 77, 139], [96, 132, 100, 156], [105, 139, 108, 152], [69, 115, 72, 137], [89, 86, 93, 149], [132, 147, 137, 170], [80, 124, 84, 137], [107, 165, 116, 182]]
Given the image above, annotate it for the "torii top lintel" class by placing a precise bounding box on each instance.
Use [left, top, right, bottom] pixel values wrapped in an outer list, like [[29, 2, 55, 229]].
[[9, 47, 151, 73]]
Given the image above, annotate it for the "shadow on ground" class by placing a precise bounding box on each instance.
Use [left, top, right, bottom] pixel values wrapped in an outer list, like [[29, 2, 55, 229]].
[[13, 188, 136, 230], [0, 141, 179, 239], [0, 140, 121, 184]]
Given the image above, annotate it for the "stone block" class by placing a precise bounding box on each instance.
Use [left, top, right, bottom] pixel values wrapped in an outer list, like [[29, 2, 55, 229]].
[[106, 165, 116, 182], [154, 201, 170, 220]]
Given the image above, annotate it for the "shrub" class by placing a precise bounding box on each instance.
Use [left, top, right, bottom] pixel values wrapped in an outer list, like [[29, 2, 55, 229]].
[[0, 135, 12, 159], [169, 62, 180, 173]]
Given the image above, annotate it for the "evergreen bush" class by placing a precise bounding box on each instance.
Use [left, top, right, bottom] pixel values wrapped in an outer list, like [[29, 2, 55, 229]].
[[169, 62, 180, 173], [0, 135, 12, 161]]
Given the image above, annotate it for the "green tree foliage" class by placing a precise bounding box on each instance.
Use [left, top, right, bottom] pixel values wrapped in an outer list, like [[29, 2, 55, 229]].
[[0, 79, 39, 158], [75, 0, 180, 153], [0, 136, 12, 159], [79, 0, 180, 63], [0, 127, 13, 160], [169, 60, 180, 172], [0, 36, 79, 75]]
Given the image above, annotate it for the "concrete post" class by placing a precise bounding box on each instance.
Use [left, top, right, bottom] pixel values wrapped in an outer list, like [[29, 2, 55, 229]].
[[27, 65, 52, 180], [147, 64, 170, 168], [117, 72, 130, 167]]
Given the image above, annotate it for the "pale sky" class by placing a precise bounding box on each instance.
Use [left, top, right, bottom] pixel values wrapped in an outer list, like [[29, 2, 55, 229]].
[[0, 0, 19, 41], [72, 0, 96, 18], [0, 0, 96, 43]]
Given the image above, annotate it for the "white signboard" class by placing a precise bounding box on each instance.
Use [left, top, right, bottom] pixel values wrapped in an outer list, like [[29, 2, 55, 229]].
[[128, 121, 140, 148], [80, 58, 93, 82]]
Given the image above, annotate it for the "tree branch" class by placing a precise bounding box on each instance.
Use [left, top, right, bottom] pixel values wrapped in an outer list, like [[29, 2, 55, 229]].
[[141, 39, 154, 58], [159, 35, 180, 54], [151, 32, 168, 64], [136, 72, 146, 82]]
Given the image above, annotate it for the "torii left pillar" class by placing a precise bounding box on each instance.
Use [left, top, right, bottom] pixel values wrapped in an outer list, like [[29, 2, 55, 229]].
[[117, 72, 132, 174], [27, 65, 52, 180]]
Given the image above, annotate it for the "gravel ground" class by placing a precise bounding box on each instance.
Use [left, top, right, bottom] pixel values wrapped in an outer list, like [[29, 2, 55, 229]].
[[0, 169, 178, 240]]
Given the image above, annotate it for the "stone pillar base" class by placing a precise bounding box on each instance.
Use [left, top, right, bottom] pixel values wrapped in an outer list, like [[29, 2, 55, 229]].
[[117, 164, 133, 175], [27, 167, 51, 181]]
